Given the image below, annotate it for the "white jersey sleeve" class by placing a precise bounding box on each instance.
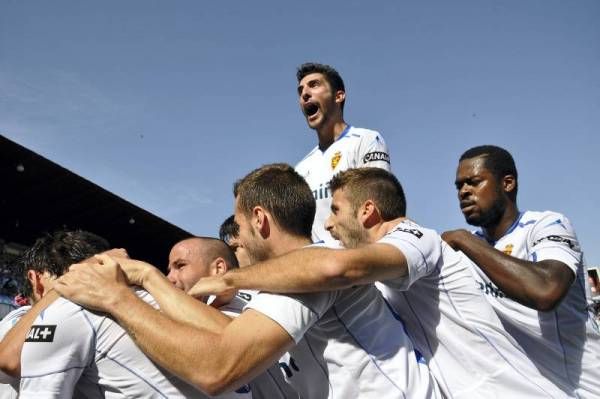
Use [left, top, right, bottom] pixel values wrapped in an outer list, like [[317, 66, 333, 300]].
[[527, 212, 581, 274], [19, 298, 94, 399], [245, 291, 335, 343], [0, 306, 30, 392], [378, 220, 442, 290], [355, 129, 391, 171]]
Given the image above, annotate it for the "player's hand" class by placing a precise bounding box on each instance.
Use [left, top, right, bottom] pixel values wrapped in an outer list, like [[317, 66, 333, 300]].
[[441, 229, 471, 250], [113, 257, 155, 287], [54, 254, 132, 312], [187, 275, 235, 299]]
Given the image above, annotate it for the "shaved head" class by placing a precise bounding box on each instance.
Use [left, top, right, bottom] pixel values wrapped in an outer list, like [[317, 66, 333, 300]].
[[167, 237, 238, 292], [177, 237, 239, 269]]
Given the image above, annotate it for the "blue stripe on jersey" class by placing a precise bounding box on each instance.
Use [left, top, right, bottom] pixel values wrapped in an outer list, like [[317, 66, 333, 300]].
[[552, 309, 577, 388], [336, 125, 352, 141], [518, 220, 536, 228], [477, 212, 526, 245], [21, 365, 88, 378], [505, 212, 524, 235], [331, 304, 408, 398], [545, 218, 566, 230]]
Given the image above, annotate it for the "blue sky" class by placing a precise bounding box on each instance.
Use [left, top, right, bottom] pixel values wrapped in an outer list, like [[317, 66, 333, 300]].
[[1, 1, 599, 264]]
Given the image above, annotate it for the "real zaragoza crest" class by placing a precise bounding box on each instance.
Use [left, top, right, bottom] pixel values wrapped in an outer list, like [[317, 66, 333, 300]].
[[502, 244, 513, 255], [331, 151, 342, 170]]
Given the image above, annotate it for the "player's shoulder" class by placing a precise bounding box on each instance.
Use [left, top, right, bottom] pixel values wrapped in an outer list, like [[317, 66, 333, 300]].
[[295, 145, 320, 169], [520, 210, 574, 231], [0, 305, 31, 337], [41, 297, 95, 323], [346, 126, 384, 142], [348, 126, 381, 137], [3, 305, 30, 322], [384, 219, 439, 242]]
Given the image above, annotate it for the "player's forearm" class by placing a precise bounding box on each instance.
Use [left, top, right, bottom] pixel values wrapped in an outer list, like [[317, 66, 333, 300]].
[[223, 246, 407, 294], [0, 291, 59, 376], [143, 268, 231, 332], [106, 289, 230, 393], [451, 234, 571, 310], [224, 247, 356, 293]]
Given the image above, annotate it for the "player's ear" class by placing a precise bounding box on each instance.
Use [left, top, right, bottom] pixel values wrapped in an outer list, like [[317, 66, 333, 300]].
[[27, 270, 44, 299], [26, 269, 37, 285], [253, 206, 271, 239], [335, 90, 345, 106], [361, 200, 380, 228], [502, 174, 516, 194], [211, 257, 228, 276]]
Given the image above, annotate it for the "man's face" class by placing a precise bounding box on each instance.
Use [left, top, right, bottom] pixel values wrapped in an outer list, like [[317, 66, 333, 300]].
[[233, 199, 270, 263], [167, 242, 212, 292], [297, 72, 341, 130], [455, 156, 507, 228], [325, 189, 369, 249], [227, 235, 251, 267]]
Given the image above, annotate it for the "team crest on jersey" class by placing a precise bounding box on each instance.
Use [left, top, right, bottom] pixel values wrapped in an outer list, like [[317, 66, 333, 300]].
[[331, 151, 342, 170], [502, 244, 513, 255], [26, 325, 56, 342]]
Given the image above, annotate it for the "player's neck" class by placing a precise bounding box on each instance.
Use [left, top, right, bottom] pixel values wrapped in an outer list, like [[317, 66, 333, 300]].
[[269, 233, 313, 258], [483, 203, 520, 242], [371, 217, 408, 243], [317, 120, 347, 151]]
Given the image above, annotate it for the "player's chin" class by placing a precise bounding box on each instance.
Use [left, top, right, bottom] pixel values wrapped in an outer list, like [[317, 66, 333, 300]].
[[464, 213, 482, 227]]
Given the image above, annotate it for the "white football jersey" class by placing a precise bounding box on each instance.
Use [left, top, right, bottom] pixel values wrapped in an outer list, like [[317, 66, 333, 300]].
[[211, 291, 299, 399], [246, 269, 441, 398], [296, 126, 391, 242], [376, 220, 570, 398], [19, 290, 251, 399], [470, 210, 600, 398], [0, 305, 30, 399]]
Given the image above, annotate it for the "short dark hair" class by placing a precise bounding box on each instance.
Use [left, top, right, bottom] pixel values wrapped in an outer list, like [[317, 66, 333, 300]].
[[330, 168, 407, 220], [18, 230, 110, 297], [219, 215, 239, 244], [297, 62, 345, 111], [460, 145, 518, 199], [234, 163, 315, 239]]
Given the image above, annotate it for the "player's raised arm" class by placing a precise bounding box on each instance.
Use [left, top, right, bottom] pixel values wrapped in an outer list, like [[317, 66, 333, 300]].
[[442, 228, 574, 311]]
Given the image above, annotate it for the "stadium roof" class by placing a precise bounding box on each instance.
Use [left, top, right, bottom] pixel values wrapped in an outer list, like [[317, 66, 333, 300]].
[[1, 134, 192, 271]]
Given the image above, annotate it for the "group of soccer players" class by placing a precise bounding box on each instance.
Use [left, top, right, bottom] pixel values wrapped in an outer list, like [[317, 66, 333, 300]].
[[0, 62, 598, 398]]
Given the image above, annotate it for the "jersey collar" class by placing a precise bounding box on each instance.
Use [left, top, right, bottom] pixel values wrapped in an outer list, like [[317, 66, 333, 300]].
[[477, 211, 524, 245]]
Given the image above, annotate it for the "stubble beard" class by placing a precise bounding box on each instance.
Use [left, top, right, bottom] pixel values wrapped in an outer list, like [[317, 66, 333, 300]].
[[338, 218, 369, 249], [466, 195, 507, 229]]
